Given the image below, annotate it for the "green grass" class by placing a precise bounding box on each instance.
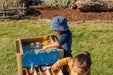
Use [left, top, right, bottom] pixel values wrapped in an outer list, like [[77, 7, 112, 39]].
[[0, 19, 113, 75]]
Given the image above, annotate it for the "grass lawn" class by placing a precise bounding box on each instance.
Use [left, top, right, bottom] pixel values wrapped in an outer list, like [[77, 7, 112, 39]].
[[0, 19, 113, 75]]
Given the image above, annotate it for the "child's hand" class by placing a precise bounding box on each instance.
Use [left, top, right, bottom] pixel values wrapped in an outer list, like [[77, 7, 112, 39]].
[[42, 46, 48, 50], [52, 63, 59, 71]]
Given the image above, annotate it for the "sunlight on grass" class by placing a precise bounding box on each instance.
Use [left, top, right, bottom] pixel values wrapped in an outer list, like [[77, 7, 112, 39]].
[[0, 20, 113, 75]]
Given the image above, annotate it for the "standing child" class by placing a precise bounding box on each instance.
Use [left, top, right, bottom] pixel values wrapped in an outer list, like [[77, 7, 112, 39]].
[[42, 16, 72, 75], [52, 52, 92, 75]]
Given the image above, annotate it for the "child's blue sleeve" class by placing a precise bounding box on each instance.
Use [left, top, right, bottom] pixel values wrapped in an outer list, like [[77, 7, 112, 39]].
[[58, 34, 68, 45]]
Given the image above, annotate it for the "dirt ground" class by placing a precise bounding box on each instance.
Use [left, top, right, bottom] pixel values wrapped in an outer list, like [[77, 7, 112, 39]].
[[27, 5, 113, 22]]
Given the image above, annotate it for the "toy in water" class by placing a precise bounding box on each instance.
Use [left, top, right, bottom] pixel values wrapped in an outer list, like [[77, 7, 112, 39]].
[[43, 40, 48, 45], [36, 42, 40, 48], [28, 42, 43, 49], [44, 36, 48, 40], [43, 35, 58, 45], [43, 36, 49, 45], [30, 43, 34, 48]]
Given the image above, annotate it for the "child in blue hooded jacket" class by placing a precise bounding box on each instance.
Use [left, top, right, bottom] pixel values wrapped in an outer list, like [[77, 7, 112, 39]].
[[42, 16, 72, 75]]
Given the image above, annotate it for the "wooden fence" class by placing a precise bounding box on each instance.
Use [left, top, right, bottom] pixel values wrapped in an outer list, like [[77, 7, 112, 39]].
[[0, 4, 27, 20]]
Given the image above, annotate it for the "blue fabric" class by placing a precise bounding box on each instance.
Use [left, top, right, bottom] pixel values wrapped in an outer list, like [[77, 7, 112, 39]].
[[49, 16, 69, 30], [58, 30, 72, 57]]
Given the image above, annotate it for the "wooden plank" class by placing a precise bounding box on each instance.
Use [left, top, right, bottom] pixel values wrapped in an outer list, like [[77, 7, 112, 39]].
[[21, 37, 45, 45], [16, 39, 24, 54], [2, 4, 5, 17], [0, 10, 26, 14], [0, 15, 19, 19], [0, 8, 27, 11], [17, 53, 23, 75], [16, 40, 21, 53], [19, 39, 24, 55], [0, 11, 17, 14]]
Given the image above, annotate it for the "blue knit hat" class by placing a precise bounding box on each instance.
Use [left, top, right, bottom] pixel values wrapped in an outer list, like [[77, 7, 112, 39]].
[[49, 16, 69, 31]]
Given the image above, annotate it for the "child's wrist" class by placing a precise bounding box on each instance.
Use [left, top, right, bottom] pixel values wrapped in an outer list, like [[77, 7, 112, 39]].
[[46, 45, 49, 49], [56, 63, 59, 68]]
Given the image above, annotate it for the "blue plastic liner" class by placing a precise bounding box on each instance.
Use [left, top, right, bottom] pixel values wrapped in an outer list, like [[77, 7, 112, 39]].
[[22, 49, 61, 67]]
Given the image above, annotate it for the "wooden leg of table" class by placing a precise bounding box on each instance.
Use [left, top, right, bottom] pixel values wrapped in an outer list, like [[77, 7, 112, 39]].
[[17, 53, 23, 75]]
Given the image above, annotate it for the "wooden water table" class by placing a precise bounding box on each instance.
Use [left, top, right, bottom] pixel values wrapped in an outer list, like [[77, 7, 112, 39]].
[[16, 35, 64, 75]]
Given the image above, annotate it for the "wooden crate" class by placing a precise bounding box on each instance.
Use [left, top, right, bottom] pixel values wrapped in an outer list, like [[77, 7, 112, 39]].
[[16, 35, 64, 75]]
